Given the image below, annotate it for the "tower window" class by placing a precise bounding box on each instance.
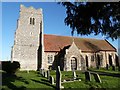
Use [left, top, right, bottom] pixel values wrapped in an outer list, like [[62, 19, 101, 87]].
[[33, 18, 35, 25], [30, 18, 32, 24], [30, 18, 35, 25]]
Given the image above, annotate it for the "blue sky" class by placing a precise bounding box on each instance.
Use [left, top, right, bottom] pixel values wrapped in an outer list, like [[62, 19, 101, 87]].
[[1, 2, 118, 61]]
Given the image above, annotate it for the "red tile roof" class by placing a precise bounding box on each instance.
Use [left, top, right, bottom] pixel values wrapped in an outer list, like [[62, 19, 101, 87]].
[[44, 34, 116, 52]]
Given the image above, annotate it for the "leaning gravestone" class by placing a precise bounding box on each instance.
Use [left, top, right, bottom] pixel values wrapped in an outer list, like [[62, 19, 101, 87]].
[[49, 76, 54, 85], [93, 73, 102, 83], [72, 70, 76, 80], [85, 71, 91, 81], [56, 66, 64, 90]]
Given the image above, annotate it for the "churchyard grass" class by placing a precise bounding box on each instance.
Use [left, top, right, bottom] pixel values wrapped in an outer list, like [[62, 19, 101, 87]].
[[1, 69, 120, 89]]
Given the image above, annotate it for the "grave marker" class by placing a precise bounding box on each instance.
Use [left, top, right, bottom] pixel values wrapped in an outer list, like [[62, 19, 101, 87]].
[[85, 71, 91, 81], [93, 73, 102, 83]]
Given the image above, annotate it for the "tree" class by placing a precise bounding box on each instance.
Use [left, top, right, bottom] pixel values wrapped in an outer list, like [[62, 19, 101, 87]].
[[60, 2, 120, 40]]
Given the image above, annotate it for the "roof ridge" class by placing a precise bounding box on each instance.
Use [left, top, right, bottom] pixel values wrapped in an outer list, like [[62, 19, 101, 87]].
[[44, 34, 104, 41]]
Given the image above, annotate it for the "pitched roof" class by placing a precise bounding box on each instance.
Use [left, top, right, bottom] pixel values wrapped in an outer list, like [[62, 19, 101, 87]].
[[44, 34, 116, 52]]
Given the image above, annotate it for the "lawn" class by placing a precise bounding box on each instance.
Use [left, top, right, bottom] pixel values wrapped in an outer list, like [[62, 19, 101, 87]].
[[1, 68, 120, 89]]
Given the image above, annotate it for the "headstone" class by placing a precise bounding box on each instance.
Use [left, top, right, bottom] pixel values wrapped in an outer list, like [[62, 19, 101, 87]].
[[47, 70, 50, 79], [118, 66, 120, 71], [39, 68, 42, 74], [97, 65, 100, 69], [85, 71, 91, 81], [49, 76, 54, 85], [72, 70, 76, 80], [41, 69, 44, 76], [44, 71, 47, 78], [106, 64, 109, 70], [112, 65, 116, 71], [56, 66, 64, 90], [93, 73, 102, 83]]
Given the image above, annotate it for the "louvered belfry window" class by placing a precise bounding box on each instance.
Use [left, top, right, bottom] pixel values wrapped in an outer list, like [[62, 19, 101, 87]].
[[30, 18, 35, 25]]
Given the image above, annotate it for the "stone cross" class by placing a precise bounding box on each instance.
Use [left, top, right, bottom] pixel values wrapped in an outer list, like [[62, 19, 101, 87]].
[[93, 73, 102, 83], [56, 66, 62, 90], [49, 76, 54, 85], [72, 70, 76, 80], [85, 71, 91, 81]]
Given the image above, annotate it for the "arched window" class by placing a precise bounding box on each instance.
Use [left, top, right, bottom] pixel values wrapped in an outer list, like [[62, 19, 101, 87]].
[[30, 18, 32, 24], [33, 18, 35, 25], [48, 55, 53, 64], [71, 57, 77, 70], [30, 18, 35, 25]]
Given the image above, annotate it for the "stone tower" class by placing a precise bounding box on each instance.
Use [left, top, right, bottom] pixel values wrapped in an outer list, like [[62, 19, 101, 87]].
[[11, 5, 44, 70]]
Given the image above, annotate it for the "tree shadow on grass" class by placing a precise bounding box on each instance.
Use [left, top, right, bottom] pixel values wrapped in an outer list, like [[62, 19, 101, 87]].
[[2, 72, 28, 90], [31, 79, 56, 88], [88, 70, 120, 78]]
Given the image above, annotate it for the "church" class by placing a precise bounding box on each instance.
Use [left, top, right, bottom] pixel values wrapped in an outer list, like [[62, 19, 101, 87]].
[[11, 5, 119, 71]]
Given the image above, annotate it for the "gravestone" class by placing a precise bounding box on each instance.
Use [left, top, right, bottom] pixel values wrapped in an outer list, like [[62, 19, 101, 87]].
[[112, 65, 116, 71], [47, 70, 50, 79], [93, 73, 102, 83], [39, 68, 42, 74], [85, 71, 91, 81], [56, 66, 63, 90], [44, 71, 47, 78], [72, 70, 76, 80], [106, 64, 109, 70], [118, 66, 120, 71], [41, 69, 44, 76], [49, 76, 54, 85], [97, 65, 100, 69]]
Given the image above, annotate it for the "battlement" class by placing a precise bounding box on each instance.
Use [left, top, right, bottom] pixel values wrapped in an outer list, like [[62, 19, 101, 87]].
[[20, 4, 42, 15]]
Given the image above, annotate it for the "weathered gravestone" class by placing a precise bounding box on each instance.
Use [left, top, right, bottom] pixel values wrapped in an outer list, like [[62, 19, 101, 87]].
[[72, 70, 76, 80], [97, 65, 100, 69], [85, 71, 91, 81], [49, 76, 54, 85], [44, 71, 47, 78], [112, 65, 116, 71], [93, 73, 102, 83], [56, 66, 64, 90], [47, 70, 50, 79], [39, 68, 42, 75], [106, 64, 109, 70], [41, 69, 44, 76], [118, 66, 120, 71]]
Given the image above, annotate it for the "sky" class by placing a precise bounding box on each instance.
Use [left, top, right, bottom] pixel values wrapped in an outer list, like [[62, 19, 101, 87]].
[[1, 2, 118, 61]]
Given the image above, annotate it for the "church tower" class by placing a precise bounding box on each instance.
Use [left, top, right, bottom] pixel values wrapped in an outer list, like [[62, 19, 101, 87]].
[[11, 5, 44, 70]]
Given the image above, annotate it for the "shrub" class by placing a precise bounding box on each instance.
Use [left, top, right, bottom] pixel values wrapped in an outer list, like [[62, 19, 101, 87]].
[[2, 61, 20, 74]]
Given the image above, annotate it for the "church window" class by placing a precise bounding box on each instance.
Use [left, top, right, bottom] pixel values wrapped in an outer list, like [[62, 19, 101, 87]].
[[30, 17, 35, 25], [30, 18, 32, 24], [48, 55, 53, 64], [91, 55, 94, 61], [33, 18, 35, 25]]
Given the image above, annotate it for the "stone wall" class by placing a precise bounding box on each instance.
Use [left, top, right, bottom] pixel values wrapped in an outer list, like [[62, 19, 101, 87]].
[[11, 5, 43, 70]]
